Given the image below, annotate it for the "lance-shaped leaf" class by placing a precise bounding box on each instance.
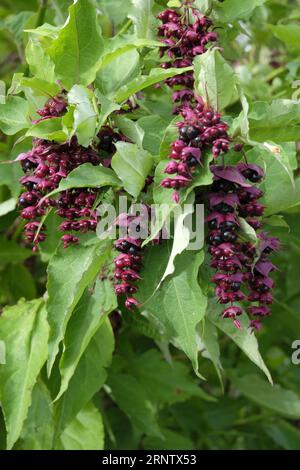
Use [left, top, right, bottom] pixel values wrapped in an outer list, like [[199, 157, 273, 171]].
[[114, 115, 144, 148], [208, 302, 272, 383], [0, 236, 32, 264], [157, 193, 197, 286], [129, 0, 156, 39], [0, 299, 49, 449], [48, 0, 104, 90], [67, 85, 98, 147], [269, 24, 300, 53], [56, 402, 104, 450], [111, 142, 153, 198], [214, 0, 266, 22], [248, 99, 300, 142], [0, 96, 30, 135], [25, 38, 56, 83], [26, 117, 67, 142], [47, 240, 111, 373], [54, 319, 114, 435], [21, 77, 60, 98], [232, 374, 300, 419], [194, 49, 238, 111], [114, 66, 192, 103], [107, 372, 162, 438], [137, 247, 207, 377], [18, 381, 54, 451], [56, 278, 117, 400], [46, 163, 121, 199]]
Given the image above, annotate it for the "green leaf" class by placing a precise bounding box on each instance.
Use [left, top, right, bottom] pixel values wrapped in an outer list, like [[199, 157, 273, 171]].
[[114, 115, 144, 148], [54, 319, 114, 433], [0, 96, 30, 135], [114, 66, 192, 103], [233, 374, 300, 419], [96, 49, 141, 96], [159, 115, 181, 159], [95, 91, 121, 130], [18, 381, 54, 450], [129, 0, 155, 39], [111, 142, 153, 198], [129, 349, 214, 405], [214, 0, 266, 22], [138, 248, 207, 376], [98, 38, 161, 70], [246, 145, 300, 215], [67, 85, 98, 147], [143, 428, 195, 450], [2, 11, 34, 51], [248, 100, 300, 142], [25, 23, 60, 39], [0, 198, 16, 217], [137, 115, 167, 155], [269, 24, 300, 52], [238, 217, 258, 245], [4, 264, 37, 303], [48, 0, 104, 90], [198, 319, 223, 381], [46, 241, 111, 373], [264, 420, 300, 450], [21, 77, 60, 98], [108, 372, 162, 438], [7, 73, 24, 96], [0, 236, 31, 264], [157, 193, 197, 286], [208, 303, 272, 383], [57, 402, 104, 450], [194, 49, 238, 111], [26, 117, 67, 142], [46, 163, 121, 199], [25, 38, 56, 83], [0, 299, 49, 449], [57, 277, 117, 400]]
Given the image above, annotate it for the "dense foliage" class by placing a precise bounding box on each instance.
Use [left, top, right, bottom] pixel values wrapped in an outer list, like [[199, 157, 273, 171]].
[[1, 0, 300, 451]]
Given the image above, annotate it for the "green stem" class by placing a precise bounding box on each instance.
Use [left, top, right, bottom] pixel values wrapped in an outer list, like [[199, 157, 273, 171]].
[[36, 0, 48, 28], [116, 19, 132, 37]]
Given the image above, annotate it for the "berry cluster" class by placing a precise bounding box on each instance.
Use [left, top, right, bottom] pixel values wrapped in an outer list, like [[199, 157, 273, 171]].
[[157, 7, 217, 109], [18, 97, 125, 249], [161, 98, 230, 203], [34, 95, 67, 123], [113, 212, 147, 311], [207, 164, 279, 330], [18, 136, 101, 249]]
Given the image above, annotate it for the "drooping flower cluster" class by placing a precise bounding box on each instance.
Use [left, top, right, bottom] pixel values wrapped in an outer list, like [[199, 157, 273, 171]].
[[34, 95, 67, 123], [19, 137, 101, 249], [113, 211, 146, 311], [157, 7, 217, 108], [113, 206, 163, 311], [18, 97, 125, 249], [161, 97, 230, 203], [207, 164, 279, 330]]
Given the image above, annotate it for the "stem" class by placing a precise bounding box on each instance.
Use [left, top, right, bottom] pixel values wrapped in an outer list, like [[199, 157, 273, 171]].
[[116, 19, 132, 37], [36, 0, 48, 28]]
